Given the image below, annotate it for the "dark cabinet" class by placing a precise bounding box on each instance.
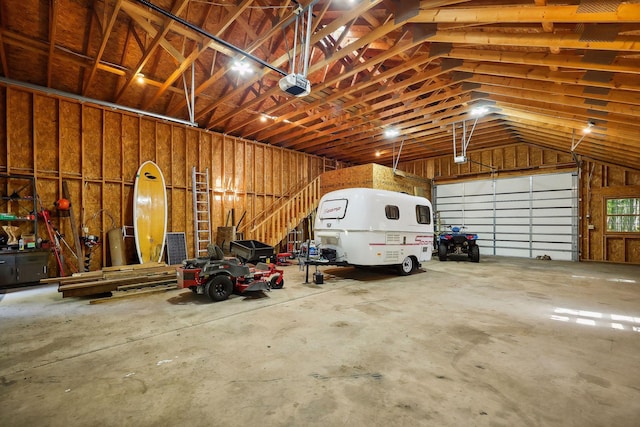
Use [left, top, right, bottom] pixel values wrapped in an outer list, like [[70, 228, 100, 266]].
[[0, 251, 49, 286]]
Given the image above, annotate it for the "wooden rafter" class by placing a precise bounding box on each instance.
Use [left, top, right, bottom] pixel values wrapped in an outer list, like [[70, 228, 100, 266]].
[[3, 0, 640, 169]]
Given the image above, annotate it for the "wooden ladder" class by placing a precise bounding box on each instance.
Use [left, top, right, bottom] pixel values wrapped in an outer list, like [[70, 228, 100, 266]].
[[192, 167, 211, 258]]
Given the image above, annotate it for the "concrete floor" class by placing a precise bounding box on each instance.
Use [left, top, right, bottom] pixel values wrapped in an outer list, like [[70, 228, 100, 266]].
[[1, 256, 639, 426]]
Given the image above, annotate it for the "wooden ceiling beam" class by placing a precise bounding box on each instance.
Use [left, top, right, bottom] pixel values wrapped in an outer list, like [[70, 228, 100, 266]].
[[470, 74, 640, 106], [477, 83, 640, 117], [142, 0, 256, 110], [83, 0, 123, 95], [431, 31, 640, 52], [254, 59, 448, 141], [0, 0, 9, 78], [114, 0, 191, 103], [510, 123, 640, 167], [168, 2, 326, 119], [495, 99, 639, 140], [272, 83, 467, 148], [199, 0, 387, 126], [457, 62, 640, 93], [339, 122, 511, 163], [244, 44, 442, 141], [46, 0, 59, 87], [282, 89, 473, 151], [447, 48, 640, 74], [411, 5, 640, 24], [506, 117, 638, 152]]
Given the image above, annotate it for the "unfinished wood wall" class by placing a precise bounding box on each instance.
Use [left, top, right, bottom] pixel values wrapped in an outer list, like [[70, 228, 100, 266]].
[[580, 162, 640, 264], [399, 145, 640, 264], [320, 163, 432, 197], [0, 84, 340, 273]]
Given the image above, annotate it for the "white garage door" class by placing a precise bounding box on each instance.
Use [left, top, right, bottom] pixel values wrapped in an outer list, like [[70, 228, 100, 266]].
[[435, 173, 578, 261]]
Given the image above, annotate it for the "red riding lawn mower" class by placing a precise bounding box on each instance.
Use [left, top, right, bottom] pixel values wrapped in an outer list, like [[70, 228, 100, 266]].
[[177, 245, 284, 302]]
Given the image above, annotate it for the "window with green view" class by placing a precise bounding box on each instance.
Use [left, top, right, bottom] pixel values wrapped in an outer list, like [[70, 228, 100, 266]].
[[606, 198, 640, 232]]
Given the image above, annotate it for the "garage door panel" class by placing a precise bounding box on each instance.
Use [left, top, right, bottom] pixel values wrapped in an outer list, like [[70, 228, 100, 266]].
[[464, 202, 495, 211], [496, 209, 530, 218], [532, 189, 573, 199], [533, 208, 573, 217], [495, 192, 530, 202], [497, 177, 530, 192], [495, 217, 530, 225], [532, 224, 572, 233], [533, 174, 573, 191], [495, 247, 531, 257], [435, 172, 577, 260], [464, 208, 495, 218], [437, 183, 464, 197], [468, 225, 493, 234], [464, 181, 494, 195], [496, 200, 529, 210], [532, 198, 573, 208], [495, 225, 528, 233], [496, 233, 532, 241], [463, 194, 494, 204], [533, 233, 573, 243], [531, 216, 573, 226], [495, 240, 530, 249], [437, 200, 464, 209], [532, 242, 572, 251]]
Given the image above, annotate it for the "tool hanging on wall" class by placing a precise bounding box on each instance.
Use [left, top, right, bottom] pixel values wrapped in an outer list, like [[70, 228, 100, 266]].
[[38, 197, 65, 276], [62, 181, 84, 272], [81, 234, 100, 272]]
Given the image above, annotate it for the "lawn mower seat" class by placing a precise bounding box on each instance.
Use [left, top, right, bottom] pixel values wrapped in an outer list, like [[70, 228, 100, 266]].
[[207, 244, 225, 260]]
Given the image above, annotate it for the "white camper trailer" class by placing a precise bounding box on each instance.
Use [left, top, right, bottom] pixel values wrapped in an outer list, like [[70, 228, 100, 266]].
[[313, 188, 434, 275]]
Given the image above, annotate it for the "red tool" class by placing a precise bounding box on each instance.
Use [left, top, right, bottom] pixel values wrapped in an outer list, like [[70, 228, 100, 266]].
[[39, 208, 65, 277]]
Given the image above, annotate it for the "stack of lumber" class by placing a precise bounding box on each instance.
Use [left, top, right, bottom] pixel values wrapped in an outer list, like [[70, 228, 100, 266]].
[[42, 264, 178, 298]]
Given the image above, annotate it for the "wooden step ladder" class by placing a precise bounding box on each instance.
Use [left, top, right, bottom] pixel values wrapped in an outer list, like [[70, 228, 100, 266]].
[[192, 167, 211, 258]]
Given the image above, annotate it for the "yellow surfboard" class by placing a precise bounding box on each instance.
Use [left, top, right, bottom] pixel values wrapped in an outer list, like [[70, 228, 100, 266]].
[[133, 161, 167, 264]]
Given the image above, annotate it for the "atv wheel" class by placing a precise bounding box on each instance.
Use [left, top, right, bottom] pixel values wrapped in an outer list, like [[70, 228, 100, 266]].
[[206, 275, 234, 302], [270, 276, 284, 289], [469, 245, 480, 263], [438, 243, 448, 261], [398, 256, 415, 276]]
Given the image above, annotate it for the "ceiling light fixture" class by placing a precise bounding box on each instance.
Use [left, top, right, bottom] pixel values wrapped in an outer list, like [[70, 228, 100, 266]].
[[583, 121, 595, 134], [572, 121, 595, 151], [231, 60, 253, 76], [470, 106, 489, 117], [384, 128, 399, 138], [136, 73, 145, 84]]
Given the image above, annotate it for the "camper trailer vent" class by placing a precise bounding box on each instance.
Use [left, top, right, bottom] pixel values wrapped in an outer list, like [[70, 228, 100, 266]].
[[385, 251, 401, 262], [386, 233, 402, 244]]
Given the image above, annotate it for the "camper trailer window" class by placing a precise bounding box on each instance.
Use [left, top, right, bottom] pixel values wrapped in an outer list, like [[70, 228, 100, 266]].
[[385, 205, 400, 220], [319, 198, 348, 220], [416, 205, 431, 224]]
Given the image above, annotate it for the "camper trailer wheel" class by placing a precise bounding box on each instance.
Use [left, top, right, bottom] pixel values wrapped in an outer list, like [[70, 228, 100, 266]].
[[206, 275, 234, 302], [398, 256, 415, 276]]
